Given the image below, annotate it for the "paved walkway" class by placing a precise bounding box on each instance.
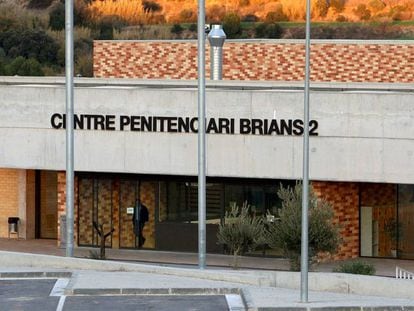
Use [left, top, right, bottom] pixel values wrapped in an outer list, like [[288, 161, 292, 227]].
[[1, 238, 414, 277], [1, 265, 414, 311]]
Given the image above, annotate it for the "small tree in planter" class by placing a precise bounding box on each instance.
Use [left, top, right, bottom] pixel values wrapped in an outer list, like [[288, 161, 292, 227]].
[[217, 202, 265, 269], [92, 221, 114, 260], [266, 183, 341, 271]]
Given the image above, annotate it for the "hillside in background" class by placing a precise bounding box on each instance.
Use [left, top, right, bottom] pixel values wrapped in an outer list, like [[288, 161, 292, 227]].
[[0, 0, 413, 77], [87, 0, 414, 24]]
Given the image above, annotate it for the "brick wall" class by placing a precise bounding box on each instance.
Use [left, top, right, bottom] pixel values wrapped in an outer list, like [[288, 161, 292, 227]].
[[26, 170, 36, 239], [0, 169, 21, 238], [57, 172, 78, 245], [312, 181, 360, 260], [94, 40, 414, 83]]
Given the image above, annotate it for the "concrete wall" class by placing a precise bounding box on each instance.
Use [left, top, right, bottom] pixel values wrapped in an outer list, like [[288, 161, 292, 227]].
[[0, 81, 413, 184]]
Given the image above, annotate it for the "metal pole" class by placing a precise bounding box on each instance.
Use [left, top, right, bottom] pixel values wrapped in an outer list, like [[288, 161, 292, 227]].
[[301, 0, 311, 302], [197, 0, 206, 269], [65, 0, 75, 258]]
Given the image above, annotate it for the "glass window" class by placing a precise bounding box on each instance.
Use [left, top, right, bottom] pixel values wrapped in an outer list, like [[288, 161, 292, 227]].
[[224, 184, 244, 214], [360, 183, 397, 258]]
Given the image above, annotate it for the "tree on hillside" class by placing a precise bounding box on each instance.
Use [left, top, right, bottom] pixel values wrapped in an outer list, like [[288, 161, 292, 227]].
[[206, 5, 226, 23], [142, 0, 162, 14], [49, 2, 65, 30], [314, 0, 330, 18], [223, 12, 242, 38], [5, 56, 44, 76], [353, 4, 371, 20], [27, 0, 54, 9], [0, 29, 58, 64], [179, 9, 196, 23], [369, 0, 386, 13], [383, 0, 400, 9], [330, 0, 346, 13], [265, 4, 289, 22]]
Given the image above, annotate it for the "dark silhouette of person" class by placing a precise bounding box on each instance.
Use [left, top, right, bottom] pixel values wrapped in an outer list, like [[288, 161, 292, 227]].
[[133, 199, 149, 248]]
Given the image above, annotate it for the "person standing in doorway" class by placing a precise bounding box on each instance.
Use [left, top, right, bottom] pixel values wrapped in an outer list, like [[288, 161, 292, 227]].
[[132, 199, 149, 248]]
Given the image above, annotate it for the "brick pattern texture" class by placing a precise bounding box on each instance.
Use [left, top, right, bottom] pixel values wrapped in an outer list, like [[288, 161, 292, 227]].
[[74, 178, 156, 249], [94, 41, 414, 83], [0, 169, 20, 238], [312, 181, 360, 260], [78, 178, 113, 247], [78, 178, 94, 246], [119, 180, 137, 248], [140, 181, 156, 249], [39, 171, 58, 239], [57, 172, 78, 245]]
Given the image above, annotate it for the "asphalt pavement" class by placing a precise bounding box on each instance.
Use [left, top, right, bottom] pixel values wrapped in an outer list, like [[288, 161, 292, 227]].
[[0, 278, 234, 311]]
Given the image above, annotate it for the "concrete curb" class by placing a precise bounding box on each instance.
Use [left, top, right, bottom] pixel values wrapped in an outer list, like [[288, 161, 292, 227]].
[[2, 251, 414, 300], [69, 287, 242, 296], [256, 308, 414, 311], [0, 271, 72, 278]]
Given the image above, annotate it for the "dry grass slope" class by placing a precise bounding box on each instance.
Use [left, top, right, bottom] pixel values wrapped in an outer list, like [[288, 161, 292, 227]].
[[88, 0, 414, 24]]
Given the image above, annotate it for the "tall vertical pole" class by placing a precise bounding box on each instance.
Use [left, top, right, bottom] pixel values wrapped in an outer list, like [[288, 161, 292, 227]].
[[301, 0, 312, 302], [65, 0, 75, 258], [197, 0, 206, 269]]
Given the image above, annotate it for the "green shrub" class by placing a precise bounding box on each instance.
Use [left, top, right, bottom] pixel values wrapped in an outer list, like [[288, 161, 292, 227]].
[[265, 4, 288, 23], [98, 21, 114, 40], [0, 59, 6, 75], [170, 24, 184, 35], [217, 202, 265, 269], [49, 3, 65, 31], [0, 29, 58, 64], [27, 0, 54, 9], [255, 23, 283, 39], [188, 23, 197, 32], [5, 57, 44, 76], [75, 53, 93, 77], [266, 183, 341, 271], [222, 12, 241, 39], [333, 261, 376, 275], [336, 15, 348, 22]]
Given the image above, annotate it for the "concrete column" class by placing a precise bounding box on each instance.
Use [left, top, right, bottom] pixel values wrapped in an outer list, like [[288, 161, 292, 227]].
[[17, 170, 27, 239], [25, 170, 36, 239]]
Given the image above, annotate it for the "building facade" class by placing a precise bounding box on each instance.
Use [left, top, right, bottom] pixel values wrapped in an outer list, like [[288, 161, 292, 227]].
[[0, 39, 413, 260]]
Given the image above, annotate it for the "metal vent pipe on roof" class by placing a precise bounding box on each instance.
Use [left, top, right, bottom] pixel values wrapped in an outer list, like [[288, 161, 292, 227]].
[[207, 25, 226, 80]]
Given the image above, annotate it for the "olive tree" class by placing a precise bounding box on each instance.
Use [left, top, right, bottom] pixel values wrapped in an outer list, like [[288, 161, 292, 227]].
[[217, 202, 265, 269], [267, 183, 340, 271]]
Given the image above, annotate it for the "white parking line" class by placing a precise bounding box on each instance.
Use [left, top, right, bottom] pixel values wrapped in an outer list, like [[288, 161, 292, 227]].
[[225, 294, 245, 311], [56, 296, 66, 311], [50, 278, 70, 297]]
